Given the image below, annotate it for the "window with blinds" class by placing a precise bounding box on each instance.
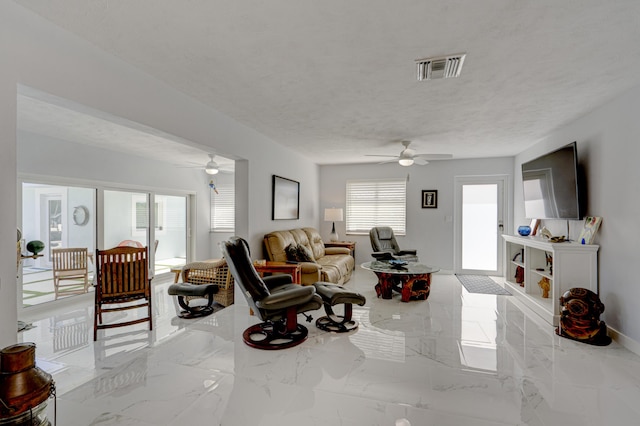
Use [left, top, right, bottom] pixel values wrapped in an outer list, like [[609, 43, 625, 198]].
[[210, 181, 235, 232], [346, 178, 406, 235]]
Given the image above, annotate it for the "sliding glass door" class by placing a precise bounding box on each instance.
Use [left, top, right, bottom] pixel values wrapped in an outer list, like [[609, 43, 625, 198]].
[[20, 183, 191, 308], [102, 190, 188, 276], [20, 182, 96, 307]]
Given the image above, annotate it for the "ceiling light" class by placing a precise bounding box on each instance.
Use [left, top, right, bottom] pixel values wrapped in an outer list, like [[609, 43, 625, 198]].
[[205, 161, 219, 175], [399, 158, 414, 166], [416, 53, 466, 81]]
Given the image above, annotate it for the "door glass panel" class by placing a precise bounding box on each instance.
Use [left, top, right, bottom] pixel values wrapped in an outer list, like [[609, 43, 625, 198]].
[[21, 183, 96, 307], [462, 184, 498, 271], [47, 198, 63, 262], [154, 194, 187, 275], [103, 190, 148, 249]]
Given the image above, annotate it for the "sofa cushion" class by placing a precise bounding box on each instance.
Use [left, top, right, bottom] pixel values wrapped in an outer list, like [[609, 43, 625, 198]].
[[285, 244, 299, 261], [303, 227, 326, 260], [316, 254, 354, 284], [296, 244, 315, 262], [264, 231, 299, 262], [284, 243, 315, 263]]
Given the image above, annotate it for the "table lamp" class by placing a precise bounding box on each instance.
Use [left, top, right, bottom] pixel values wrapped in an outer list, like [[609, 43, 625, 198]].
[[324, 208, 344, 242]]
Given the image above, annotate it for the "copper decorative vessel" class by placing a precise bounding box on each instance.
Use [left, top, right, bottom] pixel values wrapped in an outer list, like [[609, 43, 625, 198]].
[[0, 343, 55, 425]]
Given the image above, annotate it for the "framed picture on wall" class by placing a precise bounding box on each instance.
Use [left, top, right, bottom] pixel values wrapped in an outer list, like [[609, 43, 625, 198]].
[[422, 190, 438, 208], [272, 175, 300, 220]]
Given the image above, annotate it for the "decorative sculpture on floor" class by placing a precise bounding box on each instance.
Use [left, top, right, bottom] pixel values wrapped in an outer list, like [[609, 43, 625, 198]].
[[555, 288, 611, 346]]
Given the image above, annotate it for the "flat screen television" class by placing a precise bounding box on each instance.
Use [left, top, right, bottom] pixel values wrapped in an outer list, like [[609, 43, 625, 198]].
[[522, 142, 582, 220]]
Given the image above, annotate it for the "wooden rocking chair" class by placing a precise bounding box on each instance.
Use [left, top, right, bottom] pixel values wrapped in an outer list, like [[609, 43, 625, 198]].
[[94, 246, 152, 341]]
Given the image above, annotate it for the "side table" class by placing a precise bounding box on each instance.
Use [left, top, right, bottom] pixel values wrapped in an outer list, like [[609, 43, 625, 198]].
[[254, 261, 302, 284]]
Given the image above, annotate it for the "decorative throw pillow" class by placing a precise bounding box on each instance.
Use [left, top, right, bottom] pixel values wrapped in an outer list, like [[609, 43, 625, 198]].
[[296, 244, 315, 262], [285, 244, 299, 262]]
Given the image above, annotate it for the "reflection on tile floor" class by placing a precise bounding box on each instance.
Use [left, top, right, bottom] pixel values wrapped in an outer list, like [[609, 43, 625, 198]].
[[18, 271, 640, 425]]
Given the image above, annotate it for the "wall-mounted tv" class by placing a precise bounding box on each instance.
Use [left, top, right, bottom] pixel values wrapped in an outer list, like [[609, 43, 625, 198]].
[[522, 142, 582, 220]]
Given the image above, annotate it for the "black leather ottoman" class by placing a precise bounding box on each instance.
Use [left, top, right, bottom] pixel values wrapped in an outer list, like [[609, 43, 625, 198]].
[[312, 282, 366, 332], [168, 283, 218, 318]]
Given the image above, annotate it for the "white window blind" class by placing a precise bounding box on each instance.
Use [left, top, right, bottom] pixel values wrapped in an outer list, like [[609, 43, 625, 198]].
[[210, 182, 235, 232], [346, 179, 406, 235]]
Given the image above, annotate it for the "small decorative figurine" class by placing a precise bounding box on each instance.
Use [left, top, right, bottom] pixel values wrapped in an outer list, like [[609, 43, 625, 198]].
[[538, 277, 550, 298], [556, 288, 611, 346]]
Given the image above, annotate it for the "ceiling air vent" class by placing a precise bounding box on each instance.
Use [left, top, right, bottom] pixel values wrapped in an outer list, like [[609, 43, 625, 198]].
[[416, 53, 466, 81]]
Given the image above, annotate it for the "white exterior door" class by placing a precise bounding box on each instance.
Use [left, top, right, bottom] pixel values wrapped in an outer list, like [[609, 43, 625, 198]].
[[454, 175, 508, 276]]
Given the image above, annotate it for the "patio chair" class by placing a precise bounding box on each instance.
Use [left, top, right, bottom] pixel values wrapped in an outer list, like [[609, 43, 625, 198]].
[[52, 247, 90, 299]]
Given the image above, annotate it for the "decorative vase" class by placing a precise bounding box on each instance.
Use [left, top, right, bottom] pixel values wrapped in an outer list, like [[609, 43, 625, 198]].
[[517, 226, 531, 236], [26, 240, 45, 255]]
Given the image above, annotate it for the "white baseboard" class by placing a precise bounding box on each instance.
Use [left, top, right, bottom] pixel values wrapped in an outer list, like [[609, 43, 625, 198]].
[[607, 326, 640, 357]]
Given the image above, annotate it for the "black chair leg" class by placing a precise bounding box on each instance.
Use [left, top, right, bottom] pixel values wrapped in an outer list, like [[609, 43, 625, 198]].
[[316, 303, 359, 333]]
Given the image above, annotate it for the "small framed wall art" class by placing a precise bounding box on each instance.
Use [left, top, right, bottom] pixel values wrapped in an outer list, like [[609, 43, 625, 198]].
[[422, 190, 438, 208], [272, 175, 300, 220]]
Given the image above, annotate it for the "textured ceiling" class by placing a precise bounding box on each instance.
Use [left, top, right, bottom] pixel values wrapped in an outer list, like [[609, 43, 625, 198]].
[[13, 0, 640, 165]]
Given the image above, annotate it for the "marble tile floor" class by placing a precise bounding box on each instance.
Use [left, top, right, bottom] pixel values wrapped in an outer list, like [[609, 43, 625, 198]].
[[17, 270, 640, 426]]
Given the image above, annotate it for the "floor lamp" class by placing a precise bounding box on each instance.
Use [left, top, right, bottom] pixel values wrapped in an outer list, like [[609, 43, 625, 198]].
[[324, 208, 344, 242]]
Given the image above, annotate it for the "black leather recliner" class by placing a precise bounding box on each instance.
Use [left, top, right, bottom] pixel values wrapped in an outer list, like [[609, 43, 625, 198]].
[[369, 226, 418, 262], [221, 236, 323, 350]]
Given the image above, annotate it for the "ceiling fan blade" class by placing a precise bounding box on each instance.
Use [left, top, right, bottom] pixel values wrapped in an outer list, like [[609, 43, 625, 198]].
[[365, 154, 399, 158], [414, 154, 453, 160], [413, 158, 429, 165], [377, 159, 399, 164]]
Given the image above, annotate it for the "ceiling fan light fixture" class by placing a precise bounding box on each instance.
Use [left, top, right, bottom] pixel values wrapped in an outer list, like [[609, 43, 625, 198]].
[[205, 162, 219, 175], [399, 158, 414, 166]]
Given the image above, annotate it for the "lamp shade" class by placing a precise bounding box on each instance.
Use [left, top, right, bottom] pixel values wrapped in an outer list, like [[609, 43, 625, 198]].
[[324, 208, 343, 222]]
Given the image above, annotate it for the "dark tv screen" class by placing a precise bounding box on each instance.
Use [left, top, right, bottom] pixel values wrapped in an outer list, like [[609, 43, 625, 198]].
[[522, 142, 581, 220]]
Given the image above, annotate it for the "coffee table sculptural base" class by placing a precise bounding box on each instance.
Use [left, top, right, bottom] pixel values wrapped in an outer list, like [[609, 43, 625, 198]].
[[361, 261, 439, 302]]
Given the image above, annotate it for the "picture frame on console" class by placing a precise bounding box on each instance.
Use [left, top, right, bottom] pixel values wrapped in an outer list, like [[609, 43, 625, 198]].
[[529, 219, 540, 236], [422, 190, 438, 208], [272, 175, 300, 220]]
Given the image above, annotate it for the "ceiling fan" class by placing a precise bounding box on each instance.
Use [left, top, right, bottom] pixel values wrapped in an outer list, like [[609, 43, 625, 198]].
[[177, 153, 231, 174], [366, 141, 453, 166]]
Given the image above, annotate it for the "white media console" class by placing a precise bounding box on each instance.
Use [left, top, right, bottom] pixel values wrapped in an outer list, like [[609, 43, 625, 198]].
[[502, 234, 599, 326]]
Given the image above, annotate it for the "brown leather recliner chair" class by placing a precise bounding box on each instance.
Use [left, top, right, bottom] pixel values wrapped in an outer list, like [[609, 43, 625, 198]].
[[221, 236, 323, 350], [369, 226, 418, 262]]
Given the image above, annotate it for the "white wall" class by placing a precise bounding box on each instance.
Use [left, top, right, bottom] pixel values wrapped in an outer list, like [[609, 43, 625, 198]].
[[320, 157, 514, 268], [0, 3, 319, 347], [514, 84, 640, 347]]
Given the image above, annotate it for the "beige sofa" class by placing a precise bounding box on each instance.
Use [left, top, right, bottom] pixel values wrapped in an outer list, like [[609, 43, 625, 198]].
[[263, 227, 354, 285]]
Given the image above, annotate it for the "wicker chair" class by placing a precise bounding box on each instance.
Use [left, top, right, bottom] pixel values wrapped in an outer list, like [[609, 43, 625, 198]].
[[181, 259, 234, 308]]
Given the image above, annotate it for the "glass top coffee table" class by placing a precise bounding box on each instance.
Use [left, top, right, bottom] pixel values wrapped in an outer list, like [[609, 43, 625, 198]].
[[361, 261, 439, 302]]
